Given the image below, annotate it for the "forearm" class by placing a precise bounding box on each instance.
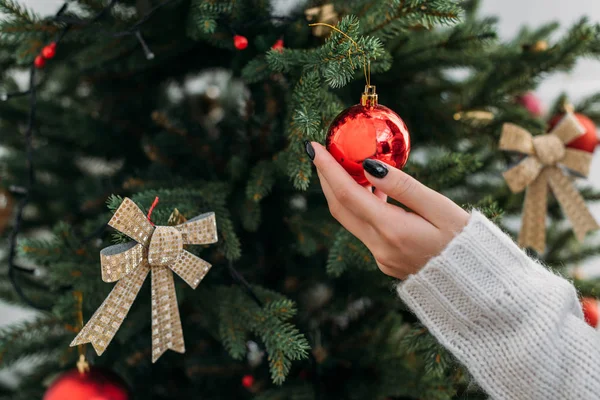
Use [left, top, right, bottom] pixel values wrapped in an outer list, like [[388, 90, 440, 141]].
[[398, 211, 600, 400]]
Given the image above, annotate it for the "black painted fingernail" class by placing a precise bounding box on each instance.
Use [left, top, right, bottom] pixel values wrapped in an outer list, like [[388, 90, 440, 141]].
[[304, 141, 315, 161], [363, 159, 388, 178]]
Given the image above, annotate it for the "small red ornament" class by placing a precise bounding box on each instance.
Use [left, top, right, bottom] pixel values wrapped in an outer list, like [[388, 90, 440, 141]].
[[548, 112, 598, 153], [43, 367, 130, 400], [241, 374, 255, 388], [326, 85, 410, 186], [34, 55, 46, 69], [271, 38, 284, 52], [581, 297, 599, 328], [517, 92, 543, 117], [233, 35, 248, 50], [42, 42, 57, 59]]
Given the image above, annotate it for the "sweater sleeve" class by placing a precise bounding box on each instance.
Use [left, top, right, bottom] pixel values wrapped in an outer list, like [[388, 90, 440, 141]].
[[397, 211, 600, 400]]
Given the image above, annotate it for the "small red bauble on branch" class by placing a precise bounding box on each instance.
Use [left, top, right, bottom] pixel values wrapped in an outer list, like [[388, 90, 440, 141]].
[[517, 92, 543, 117], [42, 42, 57, 59], [43, 367, 130, 400], [549, 112, 598, 153], [34, 55, 46, 69], [581, 297, 599, 328], [0, 189, 14, 235], [233, 35, 248, 50], [241, 374, 255, 389], [326, 85, 410, 186], [271, 38, 284, 52]]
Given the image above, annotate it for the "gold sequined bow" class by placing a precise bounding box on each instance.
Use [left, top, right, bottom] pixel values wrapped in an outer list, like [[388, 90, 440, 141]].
[[70, 198, 218, 362], [500, 113, 599, 253]]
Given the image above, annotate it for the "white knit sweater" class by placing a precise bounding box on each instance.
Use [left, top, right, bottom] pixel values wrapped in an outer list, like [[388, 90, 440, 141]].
[[397, 211, 600, 400]]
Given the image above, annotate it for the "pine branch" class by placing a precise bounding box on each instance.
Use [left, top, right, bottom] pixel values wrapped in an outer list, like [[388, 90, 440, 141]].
[[0, 0, 39, 23]]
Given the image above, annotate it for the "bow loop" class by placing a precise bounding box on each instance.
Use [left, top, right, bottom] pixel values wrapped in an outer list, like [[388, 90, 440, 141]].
[[176, 212, 218, 245], [499, 123, 535, 154], [100, 242, 146, 283], [108, 197, 155, 247], [561, 149, 593, 177], [550, 113, 585, 144]]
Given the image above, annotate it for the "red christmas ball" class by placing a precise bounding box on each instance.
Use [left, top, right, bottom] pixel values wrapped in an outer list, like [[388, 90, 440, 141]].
[[233, 35, 248, 50], [34, 55, 46, 69], [43, 367, 130, 400], [326, 86, 410, 186], [241, 374, 255, 388], [517, 92, 543, 117], [42, 42, 57, 59], [271, 39, 284, 52], [549, 113, 598, 153], [582, 297, 599, 328]]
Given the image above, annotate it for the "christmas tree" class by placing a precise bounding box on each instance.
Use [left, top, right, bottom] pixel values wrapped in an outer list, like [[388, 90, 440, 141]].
[[1, 0, 600, 399]]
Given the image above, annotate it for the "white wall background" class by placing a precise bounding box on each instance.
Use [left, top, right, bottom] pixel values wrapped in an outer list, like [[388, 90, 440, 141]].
[[2, 0, 600, 382]]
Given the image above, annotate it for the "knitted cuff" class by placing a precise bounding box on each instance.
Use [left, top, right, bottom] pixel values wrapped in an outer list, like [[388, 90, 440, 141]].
[[396, 210, 583, 359], [397, 211, 595, 399]]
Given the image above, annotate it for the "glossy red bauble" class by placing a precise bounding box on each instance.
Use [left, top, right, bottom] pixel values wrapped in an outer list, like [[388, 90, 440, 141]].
[[43, 367, 130, 400], [241, 374, 255, 388], [326, 88, 410, 186], [233, 35, 248, 50], [42, 42, 57, 59], [581, 297, 599, 328], [549, 113, 598, 153], [34, 55, 46, 69], [271, 39, 284, 52]]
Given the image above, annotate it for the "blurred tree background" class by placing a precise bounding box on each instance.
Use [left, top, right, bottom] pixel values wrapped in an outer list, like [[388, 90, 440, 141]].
[[1, 0, 600, 399]]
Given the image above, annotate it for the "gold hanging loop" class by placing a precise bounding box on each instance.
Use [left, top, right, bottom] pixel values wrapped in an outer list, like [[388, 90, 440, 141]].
[[308, 22, 371, 87]]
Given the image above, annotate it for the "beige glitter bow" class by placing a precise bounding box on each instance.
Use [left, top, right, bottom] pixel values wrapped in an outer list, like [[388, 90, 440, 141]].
[[70, 198, 218, 362], [500, 113, 599, 253]]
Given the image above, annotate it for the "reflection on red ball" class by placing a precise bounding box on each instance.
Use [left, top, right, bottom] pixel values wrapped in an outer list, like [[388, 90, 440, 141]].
[[43, 367, 130, 400], [582, 297, 599, 328], [326, 104, 410, 186], [549, 113, 598, 153]]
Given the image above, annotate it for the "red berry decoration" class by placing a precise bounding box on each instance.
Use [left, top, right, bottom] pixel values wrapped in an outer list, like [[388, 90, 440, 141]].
[[517, 92, 543, 117], [42, 42, 57, 59], [326, 85, 410, 186], [549, 112, 598, 153], [43, 367, 130, 400], [271, 38, 284, 52], [241, 374, 255, 389], [581, 297, 599, 328], [233, 35, 248, 50], [34, 55, 46, 69]]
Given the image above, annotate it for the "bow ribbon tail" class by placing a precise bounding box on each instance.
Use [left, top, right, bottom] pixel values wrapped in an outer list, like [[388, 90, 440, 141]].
[[170, 250, 212, 289], [546, 167, 600, 241], [519, 172, 548, 253], [151, 266, 185, 363], [70, 261, 150, 355]]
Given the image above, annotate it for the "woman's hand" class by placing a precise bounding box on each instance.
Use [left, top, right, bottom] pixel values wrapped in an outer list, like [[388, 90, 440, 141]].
[[306, 141, 470, 280]]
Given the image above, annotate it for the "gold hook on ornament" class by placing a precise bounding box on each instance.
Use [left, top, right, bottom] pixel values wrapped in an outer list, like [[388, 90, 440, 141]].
[[308, 22, 371, 87]]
